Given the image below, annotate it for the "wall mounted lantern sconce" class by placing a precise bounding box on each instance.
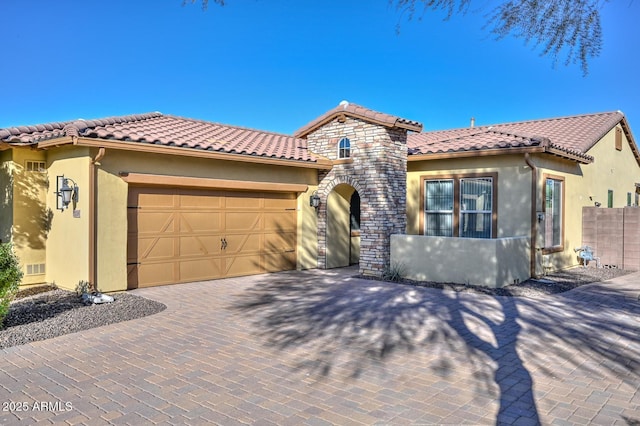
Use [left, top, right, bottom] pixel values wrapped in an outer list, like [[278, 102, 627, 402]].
[[310, 191, 321, 209], [56, 175, 79, 211]]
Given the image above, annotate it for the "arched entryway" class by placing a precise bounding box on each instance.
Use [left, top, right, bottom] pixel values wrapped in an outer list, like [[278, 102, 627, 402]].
[[326, 184, 360, 268]]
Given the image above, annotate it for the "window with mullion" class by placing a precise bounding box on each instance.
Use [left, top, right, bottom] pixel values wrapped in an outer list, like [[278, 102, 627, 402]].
[[424, 179, 454, 236], [459, 178, 493, 238], [544, 177, 563, 249], [338, 137, 351, 159]]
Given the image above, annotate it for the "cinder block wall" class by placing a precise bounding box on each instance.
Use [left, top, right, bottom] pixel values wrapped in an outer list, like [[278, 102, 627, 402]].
[[623, 207, 640, 270], [582, 207, 640, 270]]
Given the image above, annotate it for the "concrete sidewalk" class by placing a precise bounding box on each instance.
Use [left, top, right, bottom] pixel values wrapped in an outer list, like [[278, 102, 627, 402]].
[[1, 267, 639, 425]]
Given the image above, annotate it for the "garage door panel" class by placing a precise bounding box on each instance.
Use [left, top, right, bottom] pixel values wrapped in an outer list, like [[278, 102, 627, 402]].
[[264, 232, 296, 252], [136, 212, 176, 233], [180, 235, 222, 256], [225, 194, 262, 209], [264, 212, 296, 231], [179, 212, 222, 232], [225, 212, 261, 232], [225, 234, 261, 254], [263, 195, 296, 209], [136, 262, 177, 288], [180, 258, 223, 282], [128, 186, 297, 288], [136, 191, 177, 208], [224, 255, 263, 277], [137, 237, 177, 260], [179, 192, 223, 208]]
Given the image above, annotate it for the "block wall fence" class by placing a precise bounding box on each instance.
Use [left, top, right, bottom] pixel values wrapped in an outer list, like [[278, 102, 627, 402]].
[[582, 206, 640, 270]]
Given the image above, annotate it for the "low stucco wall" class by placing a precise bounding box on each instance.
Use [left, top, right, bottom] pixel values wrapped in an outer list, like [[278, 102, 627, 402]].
[[391, 235, 530, 288]]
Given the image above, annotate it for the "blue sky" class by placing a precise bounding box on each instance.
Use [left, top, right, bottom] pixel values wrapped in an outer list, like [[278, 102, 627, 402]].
[[1, 0, 639, 134]]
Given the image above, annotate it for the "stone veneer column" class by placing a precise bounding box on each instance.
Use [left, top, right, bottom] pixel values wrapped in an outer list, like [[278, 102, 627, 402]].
[[306, 117, 408, 277]]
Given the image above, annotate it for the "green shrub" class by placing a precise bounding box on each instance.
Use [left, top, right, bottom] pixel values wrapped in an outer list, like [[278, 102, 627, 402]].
[[0, 243, 23, 328], [382, 261, 406, 282]]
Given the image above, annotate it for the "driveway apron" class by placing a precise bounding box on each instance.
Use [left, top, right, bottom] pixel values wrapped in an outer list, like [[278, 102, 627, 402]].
[[1, 267, 639, 425]]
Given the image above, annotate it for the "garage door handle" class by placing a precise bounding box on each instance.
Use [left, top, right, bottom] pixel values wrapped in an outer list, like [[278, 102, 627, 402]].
[[221, 238, 228, 250]]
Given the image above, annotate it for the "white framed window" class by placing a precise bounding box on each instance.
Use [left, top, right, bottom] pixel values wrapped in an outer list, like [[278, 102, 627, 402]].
[[26, 161, 46, 172], [338, 137, 351, 159]]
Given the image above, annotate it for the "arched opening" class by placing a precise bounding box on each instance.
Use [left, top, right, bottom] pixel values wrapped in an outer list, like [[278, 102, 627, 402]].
[[326, 184, 360, 268]]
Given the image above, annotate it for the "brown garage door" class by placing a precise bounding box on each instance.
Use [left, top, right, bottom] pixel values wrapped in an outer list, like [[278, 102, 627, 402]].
[[127, 186, 297, 289]]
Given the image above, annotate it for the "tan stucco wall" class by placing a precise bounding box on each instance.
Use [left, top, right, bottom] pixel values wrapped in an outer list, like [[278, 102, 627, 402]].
[[391, 235, 530, 287], [326, 184, 354, 268], [407, 154, 533, 238], [45, 147, 91, 290], [95, 148, 319, 292], [406, 125, 640, 279], [533, 125, 640, 273], [298, 185, 319, 270], [7, 149, 49, 286], [0, 150, 13, 245]]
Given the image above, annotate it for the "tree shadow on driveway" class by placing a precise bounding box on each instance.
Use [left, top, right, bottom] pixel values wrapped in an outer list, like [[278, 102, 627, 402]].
[[231, 269, 640, 425]]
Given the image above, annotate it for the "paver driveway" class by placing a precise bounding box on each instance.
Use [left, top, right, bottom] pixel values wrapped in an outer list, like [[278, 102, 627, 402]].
[[1, 267, 639, 425]]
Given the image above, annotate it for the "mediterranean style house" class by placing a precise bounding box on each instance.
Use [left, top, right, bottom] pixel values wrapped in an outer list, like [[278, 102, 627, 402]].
[[1, 101, 639, 291]]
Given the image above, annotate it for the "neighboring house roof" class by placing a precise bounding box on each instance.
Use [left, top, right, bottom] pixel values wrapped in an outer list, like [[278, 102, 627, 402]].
[[295, 101, 423, 138], [0, 112, 319, 164], [408, 111, 639, 165]]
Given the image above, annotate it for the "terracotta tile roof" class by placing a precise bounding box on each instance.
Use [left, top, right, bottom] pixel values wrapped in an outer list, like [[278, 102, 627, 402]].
[[295, 101, 423, 138], [0, 113, 317, 163], [408, 111, 629, 164]]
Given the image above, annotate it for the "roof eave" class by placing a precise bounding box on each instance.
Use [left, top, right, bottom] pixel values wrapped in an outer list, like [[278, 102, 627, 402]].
[[73, 137, 333, 169], [408, 145, 593, 164], [295, 111, 422, 138], [545, 146, 593, 164], [408, 146, 547, 162], [620, 116, 640, 167]]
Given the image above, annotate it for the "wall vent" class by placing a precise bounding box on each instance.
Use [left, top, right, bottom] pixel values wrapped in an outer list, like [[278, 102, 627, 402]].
[[25, 161, 46, 172], [26, 264, 46, 275]]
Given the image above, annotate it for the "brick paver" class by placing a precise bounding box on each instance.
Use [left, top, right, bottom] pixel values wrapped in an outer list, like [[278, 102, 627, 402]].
[[1, 267, 639, 425]]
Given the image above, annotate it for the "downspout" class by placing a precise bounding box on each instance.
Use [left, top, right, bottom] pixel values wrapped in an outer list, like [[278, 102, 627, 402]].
[[524, 153, 538, 278], [90, 148, 106, 289]]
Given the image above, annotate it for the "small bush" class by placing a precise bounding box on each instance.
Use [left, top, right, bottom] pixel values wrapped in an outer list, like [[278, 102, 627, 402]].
[[382, 262, 406, 282], [75, 280, 95, 295], [0, 243, 23, 328]]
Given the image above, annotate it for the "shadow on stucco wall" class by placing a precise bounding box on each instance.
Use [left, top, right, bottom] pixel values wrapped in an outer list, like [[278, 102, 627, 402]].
[[0, 161, 13, 243], [11, 166, 53, 250]]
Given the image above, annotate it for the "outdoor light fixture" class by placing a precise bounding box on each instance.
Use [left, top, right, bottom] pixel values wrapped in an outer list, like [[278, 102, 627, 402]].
[[310, 191, 321, 209], [56, 175, 79, 211]]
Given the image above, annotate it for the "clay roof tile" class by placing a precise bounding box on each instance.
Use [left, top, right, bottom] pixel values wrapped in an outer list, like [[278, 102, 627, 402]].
[[0, 112, 317, 163], [294, 101, 422, 138], [407, 111, 630, 163]]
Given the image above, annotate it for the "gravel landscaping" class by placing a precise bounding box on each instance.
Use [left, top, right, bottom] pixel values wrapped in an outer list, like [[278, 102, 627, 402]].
[[0, 266, 631, 350], [394, 266, 631, 297], [0, 289, 166, 350]]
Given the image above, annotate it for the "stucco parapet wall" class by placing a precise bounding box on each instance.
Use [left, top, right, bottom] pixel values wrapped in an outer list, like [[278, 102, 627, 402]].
[[391, 235, 531, 288]]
